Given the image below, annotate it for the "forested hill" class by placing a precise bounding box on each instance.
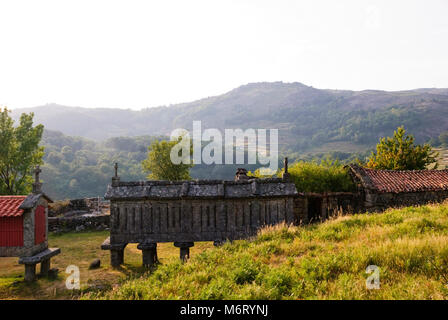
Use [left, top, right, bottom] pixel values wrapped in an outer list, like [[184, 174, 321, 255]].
[[12, 82, 448, 156], [39, 130, 262, 200]]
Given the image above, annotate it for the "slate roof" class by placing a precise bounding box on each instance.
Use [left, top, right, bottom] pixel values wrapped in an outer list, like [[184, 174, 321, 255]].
[[348, 164, 448, 193], [105, 178, 298, 200], [0, 196, 26, 217]]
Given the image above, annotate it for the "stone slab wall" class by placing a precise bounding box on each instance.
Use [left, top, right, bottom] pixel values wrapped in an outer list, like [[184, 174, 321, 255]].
[[293, 197, 308, 223], [110, 197, 295, 244], [364, 190, 448, 212], [292, 193, 362, 224], [324, 193, 363, 217], [48, 214, 110, 233]]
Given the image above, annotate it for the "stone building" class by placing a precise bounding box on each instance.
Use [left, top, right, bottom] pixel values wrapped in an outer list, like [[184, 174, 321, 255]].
[[293, 165, 448, 222], [347, 164, 448, 212], [102, 163, 298, 267], [0, 166, 60, 281]]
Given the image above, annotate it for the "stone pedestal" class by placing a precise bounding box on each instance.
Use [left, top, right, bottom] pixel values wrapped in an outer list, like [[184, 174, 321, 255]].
[[101, 237, 127, 268], [110, 248, 125, 268], [137, 242, 158, 267], [24, 264, 36, 282], [40, 259, 50, 276], [174, 242, 194, 262]]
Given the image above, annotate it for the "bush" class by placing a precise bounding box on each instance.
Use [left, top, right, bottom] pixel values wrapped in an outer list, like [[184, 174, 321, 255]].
[[285, 158, 355, 193]]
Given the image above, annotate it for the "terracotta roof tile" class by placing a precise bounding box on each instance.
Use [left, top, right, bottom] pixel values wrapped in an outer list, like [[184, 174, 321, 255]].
[[348, 165, 448, 193], [0, 196, 27, 217]]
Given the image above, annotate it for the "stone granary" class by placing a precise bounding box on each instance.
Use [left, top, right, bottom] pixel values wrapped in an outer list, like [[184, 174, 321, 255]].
[[0, 166, 60, 281], [102, 162, 298, 267], [347, 164, 448, 212]]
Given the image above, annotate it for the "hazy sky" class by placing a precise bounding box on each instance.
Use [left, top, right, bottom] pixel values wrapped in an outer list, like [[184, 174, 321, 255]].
[[1, 0, 448, 110]]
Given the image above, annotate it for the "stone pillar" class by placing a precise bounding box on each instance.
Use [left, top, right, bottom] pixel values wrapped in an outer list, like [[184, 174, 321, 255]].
[[137, 242, 158, 267], [174, 242, 194, 262], [24, 264, 36, 282], [40, 259, 50, 276], [110, 244, 127, 268]]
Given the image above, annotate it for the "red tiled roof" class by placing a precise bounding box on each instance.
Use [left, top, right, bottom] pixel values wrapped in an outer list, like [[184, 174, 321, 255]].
[[0, 196, 27, 217], [348, 165, 448, 193]]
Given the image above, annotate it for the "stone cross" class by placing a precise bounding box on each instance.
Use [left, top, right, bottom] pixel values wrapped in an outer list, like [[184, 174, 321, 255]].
[[282, 157, 290, 181], [34, 165, 41, 183]]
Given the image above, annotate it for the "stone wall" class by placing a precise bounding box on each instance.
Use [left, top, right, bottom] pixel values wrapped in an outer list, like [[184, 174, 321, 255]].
[[364, 190, 448, 212], [110, 197, 295, 244], [48, 214, 110, 233], [49, 197, 110, 217], [293, 197, 308, 223], [324, 192, 363, 217], [292, 192, 363, 224]]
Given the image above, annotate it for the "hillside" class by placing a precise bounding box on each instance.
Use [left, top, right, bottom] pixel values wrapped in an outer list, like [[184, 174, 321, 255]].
[[39, 130, 262, 200], [11, 82, 448, 155], [82, 202, 448, 300]]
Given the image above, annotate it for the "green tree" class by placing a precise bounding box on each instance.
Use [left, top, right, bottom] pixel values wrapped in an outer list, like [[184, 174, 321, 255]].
[[142, 138, 193, 180], [367, 126, 438, 170], [0, 108, 44, 195]]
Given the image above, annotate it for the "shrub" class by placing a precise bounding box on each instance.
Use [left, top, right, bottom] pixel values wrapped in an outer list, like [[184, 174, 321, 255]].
[[284, 158, 355, 192]]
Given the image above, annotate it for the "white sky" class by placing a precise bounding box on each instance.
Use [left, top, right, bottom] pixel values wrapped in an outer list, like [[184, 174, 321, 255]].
[[1, 0, 448, 110]]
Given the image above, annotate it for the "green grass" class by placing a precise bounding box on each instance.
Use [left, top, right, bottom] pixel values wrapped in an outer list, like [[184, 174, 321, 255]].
[[85, 202, 448, 300], [2, 202, 448, 300]]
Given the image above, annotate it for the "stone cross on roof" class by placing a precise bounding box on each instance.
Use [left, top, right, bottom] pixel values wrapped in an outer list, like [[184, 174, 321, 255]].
[[112, 163, 120, 186], [32, 165, 42, 194], [34, 165, 41, 183], [282, 157, 290, 181]]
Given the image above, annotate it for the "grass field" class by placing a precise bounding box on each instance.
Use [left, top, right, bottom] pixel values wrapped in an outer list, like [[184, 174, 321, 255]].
[[0, 232, 214, 299], [1, 202, 448, 300]]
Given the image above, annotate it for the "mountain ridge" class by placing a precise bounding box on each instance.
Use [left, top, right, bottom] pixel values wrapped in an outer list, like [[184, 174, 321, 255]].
[[10, 82, 448, 153]]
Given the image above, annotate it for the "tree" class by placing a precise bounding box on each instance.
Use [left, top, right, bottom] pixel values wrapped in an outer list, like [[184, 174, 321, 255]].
[[366, 126, 438, 170], [0, 108, 44, 195], [142, 138, 193, 180]]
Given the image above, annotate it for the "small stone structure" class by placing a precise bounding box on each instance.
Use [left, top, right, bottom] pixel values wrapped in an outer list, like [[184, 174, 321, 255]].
[[0, 166, 61, 281], [347, 164, 448, 212], [102, 161, 298, 267]]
